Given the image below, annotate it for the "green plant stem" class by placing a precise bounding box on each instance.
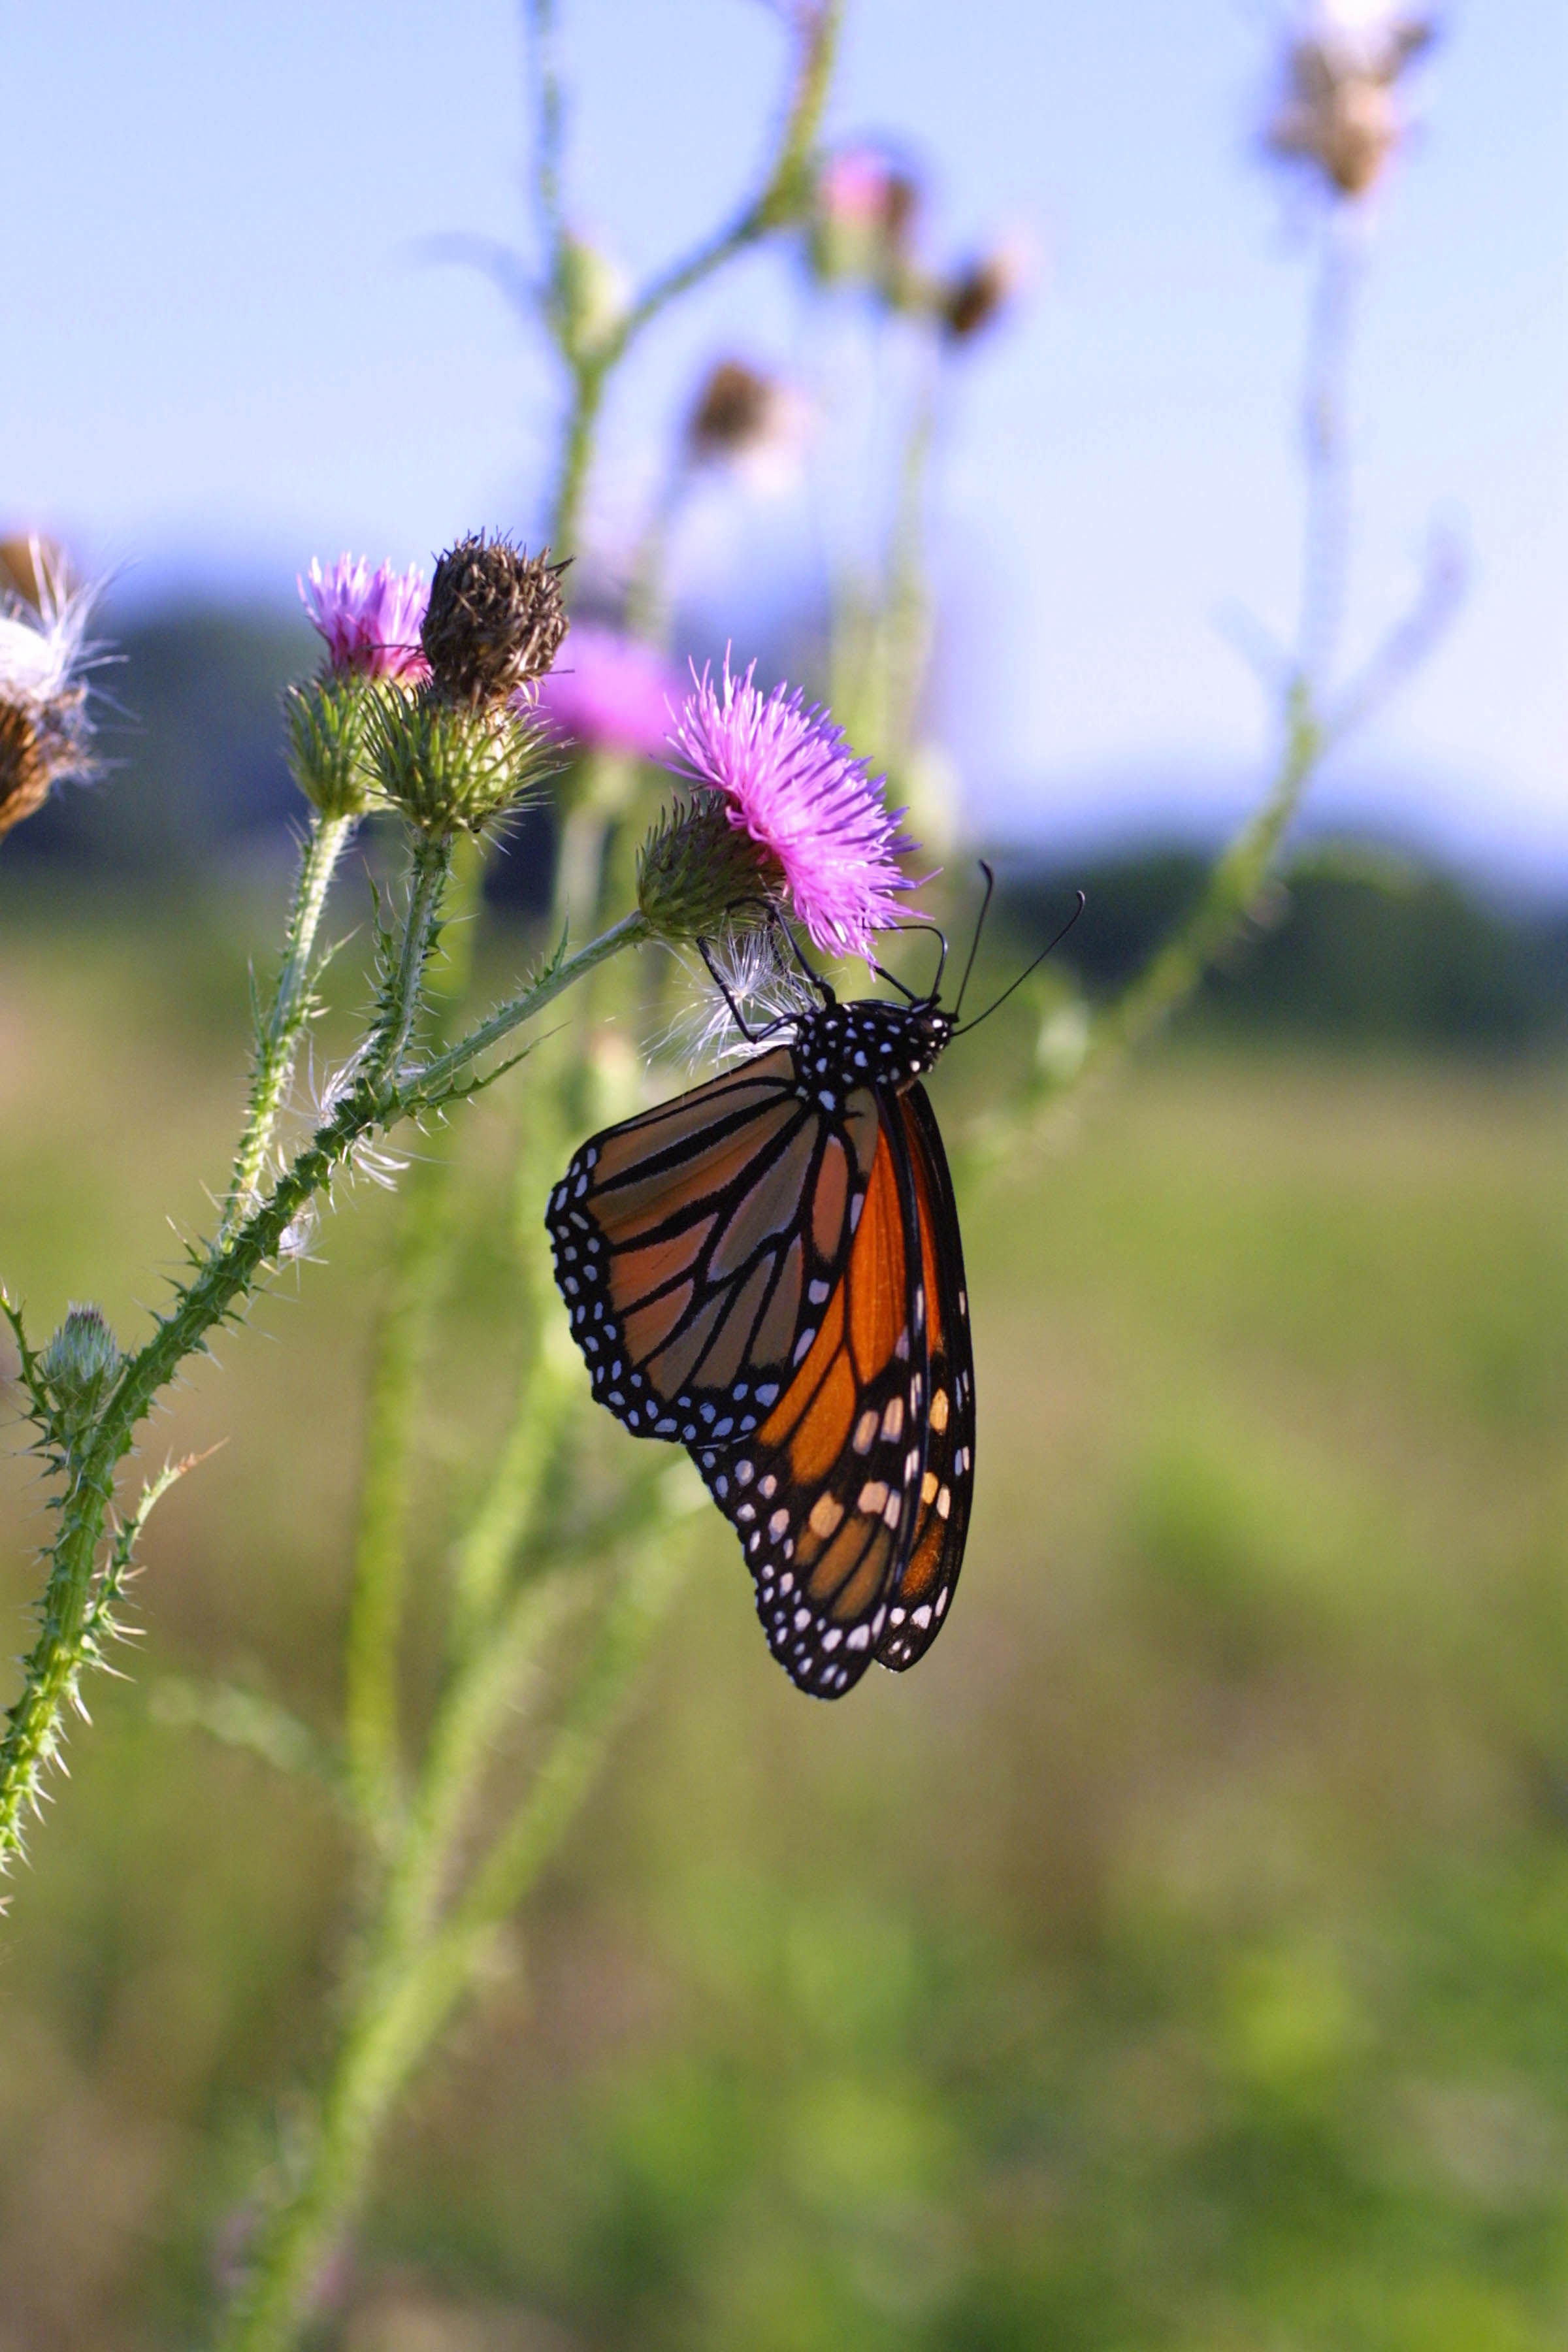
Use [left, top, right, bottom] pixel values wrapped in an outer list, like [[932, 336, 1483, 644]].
[[412, 910, 649, 1102], [538, 0, 843, 554], [0, 909, 648, 1874], [342, 828, 493, 1846], [1092, 686, 1320, 1069], [449, 1332, 580, 1648], [448, 1118, 581, 1652], [220, 811, 354, 1242], [214, 1524, 693, 2352], [342, 1162, 452, 1844], [1061, 214, 1359, 1081], [441, 1525, 689, 1948], [549, 358, 610, 561], [526, 0, 565, 250], [380, 1563, 587, 1955], [1298, 214, 1359, 696], [368, 832, 452, 1092]]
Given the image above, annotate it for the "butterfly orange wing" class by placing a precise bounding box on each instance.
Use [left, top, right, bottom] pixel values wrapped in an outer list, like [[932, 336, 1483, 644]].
[[689, 1100, 932, 1696], [876, 1082, 975, 1670]]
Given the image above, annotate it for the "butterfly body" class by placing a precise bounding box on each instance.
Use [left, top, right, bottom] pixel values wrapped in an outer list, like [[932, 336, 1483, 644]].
[[546, 988, 974, 1698]]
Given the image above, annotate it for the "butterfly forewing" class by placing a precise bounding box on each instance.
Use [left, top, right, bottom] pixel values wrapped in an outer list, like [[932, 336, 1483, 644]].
[[689, 1107, 930, 1697], [546, 1047, 878, 1448], [876, 1083, 975, 1670]]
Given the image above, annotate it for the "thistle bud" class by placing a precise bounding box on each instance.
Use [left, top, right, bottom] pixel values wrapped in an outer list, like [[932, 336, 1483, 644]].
[[421, 534, 568, 711], [555, 233, 627, 354], [39, 1303, 120, 1424], [636, 791, 782, 943], [284, 676, 380, 819], [366, 690, 555, 840], [809, 147, 922, 294]]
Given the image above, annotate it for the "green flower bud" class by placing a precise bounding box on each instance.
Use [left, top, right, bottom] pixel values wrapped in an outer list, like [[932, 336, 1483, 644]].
[[39, 1303, 120, 1422], [555, 234, 627, 353], [366, 689, 555, 840], [636, 791, 782, 943], [283, 674, 393, 819]]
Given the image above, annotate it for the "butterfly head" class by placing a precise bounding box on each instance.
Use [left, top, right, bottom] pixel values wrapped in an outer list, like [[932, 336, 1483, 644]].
[[795, 993, 955, 1100]]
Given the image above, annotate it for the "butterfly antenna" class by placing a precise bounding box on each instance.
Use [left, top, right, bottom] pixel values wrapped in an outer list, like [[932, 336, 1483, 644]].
[[953, 889, 1085, 1037], [870, 960, 920, 1004], [874, 920, 951, 1001], [951, 862, 998, 1019]]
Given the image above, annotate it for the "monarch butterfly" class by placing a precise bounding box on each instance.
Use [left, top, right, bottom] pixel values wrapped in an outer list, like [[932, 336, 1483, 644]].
[[545, 881, 1081, 1698]]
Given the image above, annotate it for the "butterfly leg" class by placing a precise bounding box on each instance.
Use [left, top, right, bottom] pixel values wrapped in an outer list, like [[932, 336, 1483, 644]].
[[766, 905, 836, 1007], [695, 935, 768, 1042]]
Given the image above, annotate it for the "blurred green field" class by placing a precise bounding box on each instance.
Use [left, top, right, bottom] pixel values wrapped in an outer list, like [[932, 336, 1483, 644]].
[[2, 882, 1566, 2352]]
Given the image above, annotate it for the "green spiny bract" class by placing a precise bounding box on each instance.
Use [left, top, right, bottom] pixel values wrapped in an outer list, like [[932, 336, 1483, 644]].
[[365, 691, 556, 839], [636, 790, 783, 942], [284, 674, 399, 819]]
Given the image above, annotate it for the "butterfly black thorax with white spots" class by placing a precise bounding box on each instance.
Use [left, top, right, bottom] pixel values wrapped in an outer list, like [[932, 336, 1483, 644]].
[[784, 997, 955, 1111]]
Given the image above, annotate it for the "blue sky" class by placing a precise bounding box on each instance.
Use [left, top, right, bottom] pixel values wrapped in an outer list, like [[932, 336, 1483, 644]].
[[2, 1, 1562, 880]]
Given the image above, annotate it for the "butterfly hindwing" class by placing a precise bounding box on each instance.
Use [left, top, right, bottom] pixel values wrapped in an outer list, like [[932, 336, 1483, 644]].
[[546, 1046, 879, 1449], [688, 1100, 930, 1697], [876, 1081, 975, 1671]]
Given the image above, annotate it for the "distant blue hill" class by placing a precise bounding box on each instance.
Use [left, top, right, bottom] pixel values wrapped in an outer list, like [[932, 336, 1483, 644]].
[[6, 601, 1563, 1050]]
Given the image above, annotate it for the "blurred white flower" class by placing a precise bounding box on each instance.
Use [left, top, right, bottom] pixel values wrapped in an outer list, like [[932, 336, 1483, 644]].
[[0, 538, 103, 841]]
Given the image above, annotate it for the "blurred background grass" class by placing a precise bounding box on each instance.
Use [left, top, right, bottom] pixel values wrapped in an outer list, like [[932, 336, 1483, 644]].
[[3, 860, 1565, 2350]]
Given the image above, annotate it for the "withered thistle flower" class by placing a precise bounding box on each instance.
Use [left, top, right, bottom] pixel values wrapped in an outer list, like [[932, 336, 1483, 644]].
[[0, 541, 101, 843], [359, 531, 573, 837], [687, 360, 806, 477], [421, 533, 568, 710], [938, 238, 1028, 344], [1266, 5, 1436, 201], [365, 534, 568, 837]]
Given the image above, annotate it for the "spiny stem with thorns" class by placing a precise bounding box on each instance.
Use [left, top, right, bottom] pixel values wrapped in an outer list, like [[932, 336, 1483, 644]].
[[221, 811, 355, 1243], [0, 905, 649, 1874]]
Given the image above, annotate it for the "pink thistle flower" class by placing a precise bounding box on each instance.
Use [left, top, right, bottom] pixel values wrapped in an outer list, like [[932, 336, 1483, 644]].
[[299, 555, 431, 683], [667, 659, 924, 962], [821, 149, 896, 227], [533, 623, 678, 761], [811, 146, 922, 295]]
